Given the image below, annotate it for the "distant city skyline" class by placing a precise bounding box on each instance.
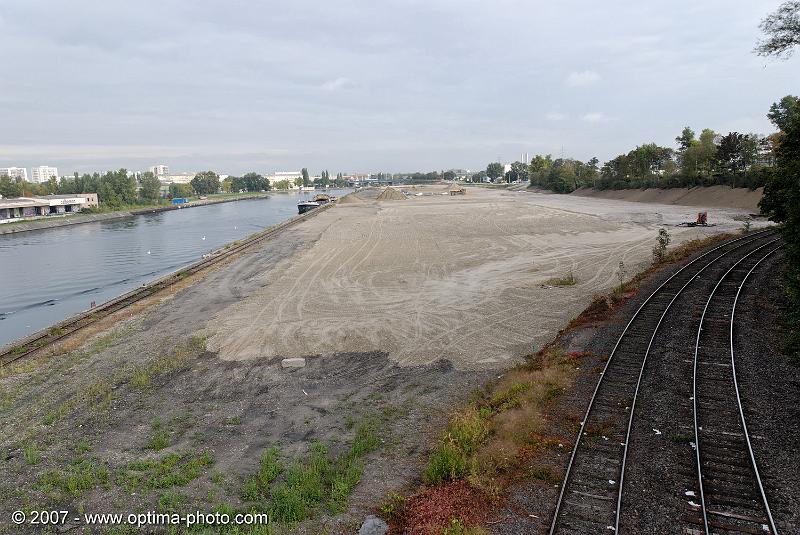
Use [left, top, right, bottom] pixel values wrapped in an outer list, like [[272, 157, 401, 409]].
[[1, 1, 798, 174]]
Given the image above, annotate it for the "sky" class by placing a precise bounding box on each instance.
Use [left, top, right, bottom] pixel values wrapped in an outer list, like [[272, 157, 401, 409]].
[[0, 0, 797, 176]]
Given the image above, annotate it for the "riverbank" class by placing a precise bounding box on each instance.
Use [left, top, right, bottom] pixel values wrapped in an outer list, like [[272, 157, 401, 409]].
[[0, 192, 271, 235]]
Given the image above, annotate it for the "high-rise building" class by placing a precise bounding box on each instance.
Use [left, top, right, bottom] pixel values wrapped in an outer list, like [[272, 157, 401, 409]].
[[149, 165, 169, 178], [0, 167, 28, 181], [31, 166, 58, 183]]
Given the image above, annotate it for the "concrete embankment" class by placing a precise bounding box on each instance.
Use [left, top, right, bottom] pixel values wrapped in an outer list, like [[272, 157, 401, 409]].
[[571, 185, 763, 213], [0, 194, 270, 235]]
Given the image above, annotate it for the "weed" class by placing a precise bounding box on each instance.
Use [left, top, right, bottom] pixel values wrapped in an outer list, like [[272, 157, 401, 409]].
[[157, 491, 185, 513], [83, 379, 113, 412], [442, 518, 488, 535], [545, 271, 577, 286], [344, 415, 355, 430], [489, 382, 531, 412], [130, 370, 150, 389], [246, 418, 381, 523], [242, 447, 284, 502], [43, 398, 77, 426], [379, 491, 405, 519], [350, 420, 380, 457], [528, 466, 560, 483], [424, 442, 468, 485], [652, 228, 672, 264], [118, 451, 214, 490], [146, 419, 171, 451], [39, 457, 109, 499], [226, 416, 242, 425], [668, 433, 693, 444], [269, 483, 306, 523], [75, 440, 92, 454], [258, 447, 283, 486], [23, 442, 40, 465]]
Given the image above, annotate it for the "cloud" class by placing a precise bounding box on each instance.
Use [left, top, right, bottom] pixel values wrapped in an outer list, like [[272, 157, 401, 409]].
[[545, 112, 567, 121], [565, 70, 601, 87], [321, 77, 355, 91], [582, 112, 610, 123]]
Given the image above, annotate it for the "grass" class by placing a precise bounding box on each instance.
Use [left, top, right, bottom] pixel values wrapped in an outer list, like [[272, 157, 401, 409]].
[[157, 491, 186, 513], [422, 347, 575, 491], [23, 441, 40, 465], [117, 451, 214, 490], [128, 336, 206, 389], [146, 419, 171, 451], [238, 418, 381, 525], [38, 457, 110, 500], [241, 447, 283, 501]]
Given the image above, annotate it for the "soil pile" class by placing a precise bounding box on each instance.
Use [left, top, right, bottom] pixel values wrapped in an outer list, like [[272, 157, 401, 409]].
[[572, 186, 763, 213], [338, 193, 365, 204], [376, 187, 406, 201]]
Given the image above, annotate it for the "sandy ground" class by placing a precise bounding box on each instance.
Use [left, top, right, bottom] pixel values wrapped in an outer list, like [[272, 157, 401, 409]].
[[209, 187, 762, 370]]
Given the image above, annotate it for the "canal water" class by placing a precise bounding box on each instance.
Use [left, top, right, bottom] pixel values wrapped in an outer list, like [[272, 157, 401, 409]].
[[0, 190, 349, 347]]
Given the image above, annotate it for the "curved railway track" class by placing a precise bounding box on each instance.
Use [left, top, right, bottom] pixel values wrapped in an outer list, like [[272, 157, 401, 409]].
[[0, 202, 335, 367], [548, 229, 779, 534], [690, 245, 782, 534]]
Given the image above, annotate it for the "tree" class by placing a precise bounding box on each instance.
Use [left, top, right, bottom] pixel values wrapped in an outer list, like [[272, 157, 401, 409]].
[[294, 176, 303, 188], [139, 171, 162, 202], [486, 162, 504, 182], [190, 171, 220, 195], [241, 172, 268, 192], [0, 176, 22, 197], [675, 126, 696, 152], [470, 170, 487, 183], [716, 132, 746, 176], [755, 1, 800, 58], [169, 183, 192, 198], [443, 170, 456, 181], [759, 95, 800, 355], [301, 168, 311, 187]]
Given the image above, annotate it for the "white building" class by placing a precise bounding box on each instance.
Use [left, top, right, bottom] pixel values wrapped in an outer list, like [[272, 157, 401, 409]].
[[31, 166, 58, 183], [163, 173, 194, 184], [149, 165, 170, 178], [0, 167, 28, 181]]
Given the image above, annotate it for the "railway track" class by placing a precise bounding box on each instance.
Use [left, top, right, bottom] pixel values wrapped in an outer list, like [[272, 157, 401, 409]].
[[0, 202, 334, 367], [548, 229, 779, 534], [689, 245, 782, 534]]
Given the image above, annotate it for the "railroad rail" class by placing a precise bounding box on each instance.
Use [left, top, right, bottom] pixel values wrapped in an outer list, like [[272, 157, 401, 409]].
[[0, 202, 335, 367], [691, 245, 782, 534], [548, 229, 778, 534]]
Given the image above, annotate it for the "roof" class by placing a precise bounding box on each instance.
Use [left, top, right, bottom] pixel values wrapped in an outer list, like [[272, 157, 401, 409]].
[[0, 197, 46, 209]]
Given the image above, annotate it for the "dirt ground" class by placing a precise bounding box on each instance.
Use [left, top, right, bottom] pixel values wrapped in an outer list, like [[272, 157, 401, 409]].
[[0, 187, 763, 534], [210, 187, 763, 370]]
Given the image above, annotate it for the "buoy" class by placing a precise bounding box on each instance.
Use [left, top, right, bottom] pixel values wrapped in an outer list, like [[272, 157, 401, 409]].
[[147, 250, 151, 254]]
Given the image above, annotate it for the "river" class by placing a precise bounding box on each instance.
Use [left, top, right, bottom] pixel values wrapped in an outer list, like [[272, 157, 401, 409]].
[[0, 190, 350, 347]]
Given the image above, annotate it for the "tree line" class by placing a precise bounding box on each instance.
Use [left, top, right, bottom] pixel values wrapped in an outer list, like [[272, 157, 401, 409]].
[[0, 168, 350, 209]]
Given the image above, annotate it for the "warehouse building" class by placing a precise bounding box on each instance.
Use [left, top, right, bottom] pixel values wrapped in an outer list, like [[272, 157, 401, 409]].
[[0, 194, 98, 222]]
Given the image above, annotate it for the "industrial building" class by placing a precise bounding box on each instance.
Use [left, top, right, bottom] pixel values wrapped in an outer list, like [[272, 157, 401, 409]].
[[0, 194, 98, 222]]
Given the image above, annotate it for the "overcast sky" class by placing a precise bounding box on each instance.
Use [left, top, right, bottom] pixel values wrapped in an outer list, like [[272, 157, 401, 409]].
[[0, 1, 797, 175]]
